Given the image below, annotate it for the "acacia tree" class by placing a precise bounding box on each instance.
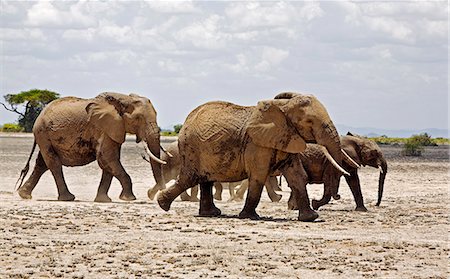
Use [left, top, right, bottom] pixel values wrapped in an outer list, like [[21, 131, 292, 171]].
[[1, 89, 60, 132]]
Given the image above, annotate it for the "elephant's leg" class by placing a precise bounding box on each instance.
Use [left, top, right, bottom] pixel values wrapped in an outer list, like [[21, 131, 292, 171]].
[[94, 170, 113, 203], [40, 146, 75, 201], [239, 178, 265, 220], [311, 185, 332, 210], [311, 169, 336, 210], [273, 175, 283, 192], [157, 171, 197, 211], [199, 182, 221, 217], [190, 185, 200, 202], [235, 179, 248, 201], [344, 170, 367, 212], [148, 182, 166, 200], [227, 182, 235, 201], [18, 152, 48, 199], [282, 160, 318, 222], [97, 143, 135, 201], [265, 176, 282, 202], [213, 182, 223, 201]]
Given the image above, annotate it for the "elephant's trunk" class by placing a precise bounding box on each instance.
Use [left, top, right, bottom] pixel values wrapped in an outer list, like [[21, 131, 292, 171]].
[[315, 121, 345, 199], [316, 121, 344, 168], [376, 157, 388, 206], [145, 127, 165, 190]]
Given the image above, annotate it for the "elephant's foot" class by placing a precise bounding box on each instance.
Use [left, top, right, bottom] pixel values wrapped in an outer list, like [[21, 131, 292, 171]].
[[355, 206, 368, 212], [94, 194, 112, 203], [17, 187, 32, 200], [298, 209, 319, 222], [311, 199, 322, 210], [238, 209, 260, 220], [269, 193, 282, 203], [180, 191, 192, 201], [157, 190, 174, 211], [199, 205, 221, 217], [119, 191, 136, 201], [288, 199, 298, 210], [190, 196, 200, 202], [213, 192, 222, 201], [58, 192, 76, 201], [147, 187, 160, 200]]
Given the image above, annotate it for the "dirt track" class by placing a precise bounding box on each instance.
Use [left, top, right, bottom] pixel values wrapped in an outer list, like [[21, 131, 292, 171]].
[[1, 133, 448, 278]]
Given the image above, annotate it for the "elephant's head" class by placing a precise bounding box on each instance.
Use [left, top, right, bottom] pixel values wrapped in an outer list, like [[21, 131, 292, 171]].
[[343, 132, 388, 206], [85, 92, 165, 188], [247, 92, 351, 174]]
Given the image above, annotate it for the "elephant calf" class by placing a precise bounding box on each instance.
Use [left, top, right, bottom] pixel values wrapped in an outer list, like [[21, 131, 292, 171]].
[[16, 92, 166, 202], [289, 133, 388, 211]]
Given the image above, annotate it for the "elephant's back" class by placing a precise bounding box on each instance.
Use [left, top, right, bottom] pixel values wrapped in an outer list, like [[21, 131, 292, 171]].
[[182, 101, 252, 143], [33, 97, 96, 165], [36, 97, 90, 131]]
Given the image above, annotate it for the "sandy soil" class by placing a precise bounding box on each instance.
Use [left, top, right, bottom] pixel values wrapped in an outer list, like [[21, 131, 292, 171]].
[[1, 133, 448, 278]]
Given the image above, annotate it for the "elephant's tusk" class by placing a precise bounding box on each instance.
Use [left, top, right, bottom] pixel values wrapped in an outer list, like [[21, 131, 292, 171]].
[[144, 145, 167, 165], [341, 149, 361, 169], [160, 145, 174, 158], [379, 165, 384, 174], [320, 146, 351, 176]]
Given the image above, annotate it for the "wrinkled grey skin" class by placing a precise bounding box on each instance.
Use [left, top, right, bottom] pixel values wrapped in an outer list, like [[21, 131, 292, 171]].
[[16, 92, 164, 202], [288, 133, 388, 211], [157, 93, 346, 222]]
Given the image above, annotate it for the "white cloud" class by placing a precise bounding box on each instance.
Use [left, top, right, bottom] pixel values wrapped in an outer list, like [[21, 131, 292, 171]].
[[255, 47, 289, 72], [175, 15, 230, 49], [25, 0, 96, 28], [145, 0, 199, 14]]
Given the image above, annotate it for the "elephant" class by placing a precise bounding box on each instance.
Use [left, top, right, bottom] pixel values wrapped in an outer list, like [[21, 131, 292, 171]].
[[288, 132, 388, 211], [16, 92, 166, 202], [147, 140, 233, 202], [157, 92, 358, 222], [228, 176, 282, 202]]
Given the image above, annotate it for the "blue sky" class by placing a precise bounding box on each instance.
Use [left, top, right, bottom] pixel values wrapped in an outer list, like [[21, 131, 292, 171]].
[[1, 1, 448, 131]]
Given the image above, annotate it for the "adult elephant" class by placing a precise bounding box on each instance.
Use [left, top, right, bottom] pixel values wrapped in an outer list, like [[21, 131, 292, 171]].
[[288, 133, 388, 211], [157, 92, 357, 222], [16, 92, 166, 202]]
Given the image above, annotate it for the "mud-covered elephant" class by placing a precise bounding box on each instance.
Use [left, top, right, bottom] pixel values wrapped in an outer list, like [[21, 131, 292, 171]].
[[288, 132, 388, 211], [157, 92, 358, 222], [16, 92, 166, 202], [147, 140, 231, 202]]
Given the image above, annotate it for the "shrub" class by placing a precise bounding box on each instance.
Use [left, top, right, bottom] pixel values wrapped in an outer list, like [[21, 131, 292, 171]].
[[409, 133, 437, 146], [1, 123, 24, 132], [402, 141, 424, 156]]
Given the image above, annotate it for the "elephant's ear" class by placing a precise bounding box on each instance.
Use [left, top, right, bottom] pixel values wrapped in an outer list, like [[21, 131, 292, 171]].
[[247, 101, 306, 153], [86, 101, 126, 144]]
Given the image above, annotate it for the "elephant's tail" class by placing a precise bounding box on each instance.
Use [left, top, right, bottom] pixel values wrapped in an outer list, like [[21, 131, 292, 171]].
[[15, 140, 37, 190]]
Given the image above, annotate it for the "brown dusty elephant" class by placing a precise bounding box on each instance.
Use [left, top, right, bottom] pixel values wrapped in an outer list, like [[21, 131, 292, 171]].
[[147, 140, 231, 202], [157, 92, 357, 222], [288, 132, 388, 211], [16, 92, 166, 202]]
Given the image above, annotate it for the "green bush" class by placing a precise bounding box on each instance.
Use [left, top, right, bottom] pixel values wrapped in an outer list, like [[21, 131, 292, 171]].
[[401, 133, 437, 156], [408, 133, 437, 146], [402, 141, 424, 156], [1, 123, 24, 132]]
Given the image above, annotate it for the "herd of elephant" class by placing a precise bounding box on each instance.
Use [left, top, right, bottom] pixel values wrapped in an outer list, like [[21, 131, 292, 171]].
[[16, 92, 387, 222]]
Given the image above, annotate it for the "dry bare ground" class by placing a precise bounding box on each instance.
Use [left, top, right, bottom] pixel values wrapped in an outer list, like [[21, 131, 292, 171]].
[[1, 133, 448, 278]]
